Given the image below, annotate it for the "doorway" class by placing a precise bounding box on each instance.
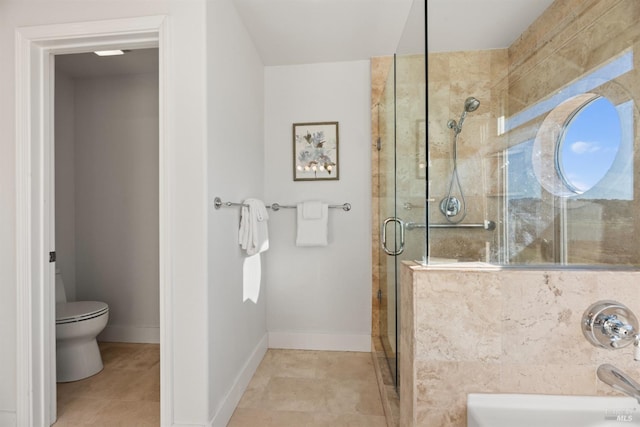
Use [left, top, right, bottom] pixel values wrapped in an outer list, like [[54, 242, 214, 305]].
[[53, 48, 160, 424], [15, 16, 171, 426]]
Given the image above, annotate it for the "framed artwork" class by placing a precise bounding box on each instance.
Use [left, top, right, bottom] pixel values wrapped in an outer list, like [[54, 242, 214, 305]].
[[293, 121, 339, 181]]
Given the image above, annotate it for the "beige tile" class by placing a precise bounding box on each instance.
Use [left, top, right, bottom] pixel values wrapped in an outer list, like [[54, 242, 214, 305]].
[[314, 352, 378, 382], [93, 400, 160, 427], [230, 349, 387, 426], [54, 342, 159, 426], [415, 361, 500, 408], [229, 408, 387, 427], [256, 348, 319, 379], [325, 379, 385, 416], [313, 412, 388, 427], [415, 272, 502, 363], [415, 406, 466, 427], [55, 396, 111, 424], [500, 271, 598, 365], [259, 377, 330, 412], [228, 408, 318, 427], [499, 364, 596, 395]]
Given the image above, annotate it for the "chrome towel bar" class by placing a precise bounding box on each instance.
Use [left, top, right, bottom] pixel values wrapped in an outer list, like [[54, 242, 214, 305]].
[[214, 197, 351, 212]]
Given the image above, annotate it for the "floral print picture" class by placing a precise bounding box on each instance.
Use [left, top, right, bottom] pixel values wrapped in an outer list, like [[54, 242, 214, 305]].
[[293, 122, 339, 181]]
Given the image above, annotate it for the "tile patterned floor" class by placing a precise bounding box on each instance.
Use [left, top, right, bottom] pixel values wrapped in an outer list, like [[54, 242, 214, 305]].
[[53, 345, 386, 426], [228, 349, 387, 427], [53, 342, 160, 427]]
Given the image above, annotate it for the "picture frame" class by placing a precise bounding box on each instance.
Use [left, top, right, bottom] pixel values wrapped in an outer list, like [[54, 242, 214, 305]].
[[293, 121, 339, 181]]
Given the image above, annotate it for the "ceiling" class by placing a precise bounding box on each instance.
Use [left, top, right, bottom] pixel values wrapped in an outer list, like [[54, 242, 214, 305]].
[[231, 0, 415, 66], [55, 49, 158, 78], [54, 0, 558, 74], [233, 0, 557, 65]]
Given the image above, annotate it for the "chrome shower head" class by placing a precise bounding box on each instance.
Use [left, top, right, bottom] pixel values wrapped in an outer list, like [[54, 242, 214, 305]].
[[449, 96, 480, 134], [464, 96, 480, 113]]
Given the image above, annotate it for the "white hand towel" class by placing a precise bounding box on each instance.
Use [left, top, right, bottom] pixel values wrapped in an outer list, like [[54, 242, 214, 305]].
[[238, 198, 269, 255], [296, 201, 328, 247], [302, 200, 323, 219]]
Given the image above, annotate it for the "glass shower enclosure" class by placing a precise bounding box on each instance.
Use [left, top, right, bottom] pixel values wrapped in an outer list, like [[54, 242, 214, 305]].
[[376, 0, 426, 389], [377, 0, 640, 394]]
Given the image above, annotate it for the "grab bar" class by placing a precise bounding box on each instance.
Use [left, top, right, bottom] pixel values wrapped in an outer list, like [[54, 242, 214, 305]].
[[405, 220, 496, 231], [214, 197, 351, 212]]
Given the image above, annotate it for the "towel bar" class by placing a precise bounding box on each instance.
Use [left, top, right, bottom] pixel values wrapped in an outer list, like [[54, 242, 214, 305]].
[[214, 197, 351, 212]]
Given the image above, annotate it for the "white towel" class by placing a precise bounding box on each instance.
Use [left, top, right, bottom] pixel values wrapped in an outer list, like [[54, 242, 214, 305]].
[[302, 200, 323, 219], [238, 198, 269, 255], [296, 201, 328, 247]]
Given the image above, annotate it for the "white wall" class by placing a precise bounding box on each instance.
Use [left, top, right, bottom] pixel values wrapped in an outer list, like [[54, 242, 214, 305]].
[[206, 0, 267, 425], [68, 72, 160, 343], [1, 1, 211, 424], [264, 60, 372, 351], [55, 72, 77, 301]]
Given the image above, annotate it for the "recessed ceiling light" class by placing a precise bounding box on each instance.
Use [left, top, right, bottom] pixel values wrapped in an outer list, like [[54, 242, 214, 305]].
[[94, 50, 125, 56]]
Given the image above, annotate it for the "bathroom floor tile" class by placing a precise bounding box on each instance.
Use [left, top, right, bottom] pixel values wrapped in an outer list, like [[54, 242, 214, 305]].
[[55, 346, 387, 426], [230, 349, 387, 426], [53, 342, 159, 426]]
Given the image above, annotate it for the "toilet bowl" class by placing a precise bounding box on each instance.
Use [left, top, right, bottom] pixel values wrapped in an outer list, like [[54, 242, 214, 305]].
[[55, 271, 109, 382]]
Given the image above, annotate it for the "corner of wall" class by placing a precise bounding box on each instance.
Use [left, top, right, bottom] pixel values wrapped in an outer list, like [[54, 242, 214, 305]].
[[208, 333, 268, 427]]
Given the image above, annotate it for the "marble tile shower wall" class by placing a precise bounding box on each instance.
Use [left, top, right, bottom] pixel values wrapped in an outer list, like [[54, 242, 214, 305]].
[[395, 54, 426, 261], [505, 0, 640, 264], [427, 50, 506, 262], [427, 0, 640, 264], [401, 266, 640, 426]]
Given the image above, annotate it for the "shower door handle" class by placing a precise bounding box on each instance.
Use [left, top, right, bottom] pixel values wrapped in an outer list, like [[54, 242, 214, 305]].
[[381, 217, 405, 256]]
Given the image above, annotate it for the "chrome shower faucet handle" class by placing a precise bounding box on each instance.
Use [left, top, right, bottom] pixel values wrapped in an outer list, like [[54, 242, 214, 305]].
[[582, 300, 639, 349]]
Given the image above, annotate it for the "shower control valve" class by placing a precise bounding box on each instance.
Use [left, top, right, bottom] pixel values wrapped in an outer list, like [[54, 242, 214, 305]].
[[582, 300, 639, 350], [602, 314, 635, 342], [440, 196, 461, 217]]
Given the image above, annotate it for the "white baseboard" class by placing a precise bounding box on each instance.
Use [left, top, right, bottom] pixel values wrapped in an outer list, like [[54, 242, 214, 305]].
[[0, 410, 16, 426], [208, 333, 268, 427], [98, 325, 160, 344], [268, 332, 371, 352]]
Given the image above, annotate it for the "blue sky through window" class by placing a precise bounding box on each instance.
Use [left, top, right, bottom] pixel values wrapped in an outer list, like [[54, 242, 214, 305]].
[[559, 97, 622, 194]]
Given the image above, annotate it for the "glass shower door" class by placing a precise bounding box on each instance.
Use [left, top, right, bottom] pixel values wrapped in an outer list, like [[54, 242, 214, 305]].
[[377, 56, 399, 386], [378, 50, 427, 390], [375, 0, 426, 391]]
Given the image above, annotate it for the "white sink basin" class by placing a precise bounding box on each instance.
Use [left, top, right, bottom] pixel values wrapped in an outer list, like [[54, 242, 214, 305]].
[[467, 393, 640, 427]]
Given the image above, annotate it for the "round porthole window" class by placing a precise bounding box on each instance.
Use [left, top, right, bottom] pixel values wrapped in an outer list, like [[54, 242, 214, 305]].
[[556, 96, 622, 195], [532, 94, 623, 197]]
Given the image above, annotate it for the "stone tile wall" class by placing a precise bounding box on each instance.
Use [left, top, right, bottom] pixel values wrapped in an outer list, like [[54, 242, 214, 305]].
[[401, 264, 640, 426]]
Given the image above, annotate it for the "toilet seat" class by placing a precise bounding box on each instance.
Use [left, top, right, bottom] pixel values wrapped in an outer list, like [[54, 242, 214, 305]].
[[56, 301, 109, 325]]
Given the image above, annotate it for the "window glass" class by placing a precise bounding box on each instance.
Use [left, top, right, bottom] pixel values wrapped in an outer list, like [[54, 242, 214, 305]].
[[557, 97, 622, 194]]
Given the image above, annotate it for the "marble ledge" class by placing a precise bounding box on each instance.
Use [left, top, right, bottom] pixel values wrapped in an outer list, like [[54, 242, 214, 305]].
[[402, 260, 640, 272]]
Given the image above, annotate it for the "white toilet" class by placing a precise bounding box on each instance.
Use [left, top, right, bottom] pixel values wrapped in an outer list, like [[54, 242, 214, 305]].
[[55, 271, 109, 382]]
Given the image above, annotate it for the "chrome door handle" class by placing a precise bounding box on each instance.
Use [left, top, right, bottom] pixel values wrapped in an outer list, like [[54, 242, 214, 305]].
[[381, 217, 405, 255]]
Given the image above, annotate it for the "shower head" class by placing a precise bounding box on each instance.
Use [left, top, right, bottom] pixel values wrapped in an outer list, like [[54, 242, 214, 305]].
[[464, 97, 480, 113], [448, 96, 480, 134]]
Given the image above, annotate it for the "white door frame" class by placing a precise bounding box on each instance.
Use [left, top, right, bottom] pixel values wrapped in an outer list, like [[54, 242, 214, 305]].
[[15, 16, 172, 426]]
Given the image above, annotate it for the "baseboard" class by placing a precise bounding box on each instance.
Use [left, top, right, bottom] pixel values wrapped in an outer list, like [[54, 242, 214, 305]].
[[268, 331, 371, 352], [208, 333, 268, 427], [98, 325, 160, 343], [0, 410, 16, 426]]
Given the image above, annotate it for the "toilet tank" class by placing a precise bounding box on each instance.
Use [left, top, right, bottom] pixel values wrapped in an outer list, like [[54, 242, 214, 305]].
[[55, 271, 68, 304]]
